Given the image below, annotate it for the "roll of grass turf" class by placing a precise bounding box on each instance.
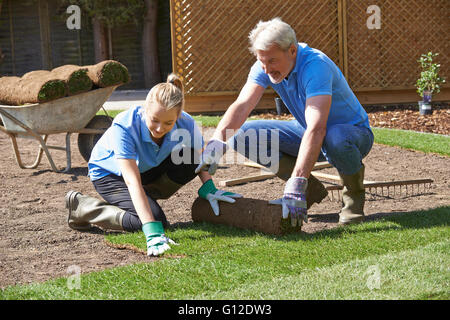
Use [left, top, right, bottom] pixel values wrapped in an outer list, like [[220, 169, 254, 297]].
[[192, 197, 303, 235], [86, 60, 130, 88], [0, 75, 67, 105], [51, 65, 93, 96]]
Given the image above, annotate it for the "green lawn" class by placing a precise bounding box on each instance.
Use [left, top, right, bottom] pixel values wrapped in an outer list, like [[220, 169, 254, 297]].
[[1, 207, 448, 299], [371, 127, 449, 156]]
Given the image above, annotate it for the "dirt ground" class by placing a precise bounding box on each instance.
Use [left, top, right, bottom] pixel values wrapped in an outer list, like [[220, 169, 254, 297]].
[[0, 120, 449, 289]]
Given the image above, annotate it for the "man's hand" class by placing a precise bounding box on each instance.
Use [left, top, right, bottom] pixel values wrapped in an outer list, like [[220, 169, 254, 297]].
[[142, 221, 177, 256], [269, 177, 308, 227], [195, 139, 228, 175], [198, 179, 242, 216]]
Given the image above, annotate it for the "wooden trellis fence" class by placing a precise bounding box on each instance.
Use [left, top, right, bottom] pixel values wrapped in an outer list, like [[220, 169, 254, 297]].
[[170, 0, 449, 112]]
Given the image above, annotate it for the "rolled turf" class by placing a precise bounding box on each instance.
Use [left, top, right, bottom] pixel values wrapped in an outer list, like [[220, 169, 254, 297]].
[[0, 75, 67, 105], [191, 197, 303, 235], [51, 65, 93, 95], [87, 60, 130, 88]]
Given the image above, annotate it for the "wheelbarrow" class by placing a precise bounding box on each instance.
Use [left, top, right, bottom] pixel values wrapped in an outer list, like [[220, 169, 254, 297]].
[[0, 86, 119, 173]]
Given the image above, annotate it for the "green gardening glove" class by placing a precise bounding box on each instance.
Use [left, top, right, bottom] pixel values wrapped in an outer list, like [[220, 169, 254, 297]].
[[198, 179, 243, 216], [142, 221, 177, 256]]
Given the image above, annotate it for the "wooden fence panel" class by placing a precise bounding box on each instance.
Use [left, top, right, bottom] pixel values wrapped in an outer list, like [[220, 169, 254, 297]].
[[0, 0, 42, 76], [171, 0, 450, 109], [346, 0, 450, 91], [171, 0, 341, 95]]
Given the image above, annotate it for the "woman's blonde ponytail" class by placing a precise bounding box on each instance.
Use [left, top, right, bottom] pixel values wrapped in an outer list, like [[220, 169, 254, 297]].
[[145, 73, 184, 114], [167, 73, 184, 94]]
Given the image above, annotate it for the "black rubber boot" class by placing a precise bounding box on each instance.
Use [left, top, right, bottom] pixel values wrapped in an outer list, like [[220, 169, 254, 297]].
[[338, 164, 366, 225], [65, 191, 124, 231]]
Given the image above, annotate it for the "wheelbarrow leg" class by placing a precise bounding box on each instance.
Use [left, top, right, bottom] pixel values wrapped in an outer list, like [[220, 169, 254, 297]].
[[63, 132, 72, 173], [35, 134, 61, 172], [9, 133, 46, 169], [37, 132, 72, 172]]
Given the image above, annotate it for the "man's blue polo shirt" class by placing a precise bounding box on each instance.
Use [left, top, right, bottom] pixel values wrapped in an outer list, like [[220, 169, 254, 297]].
[[88, 105, 204, 181], [248, 42, 370, 129]]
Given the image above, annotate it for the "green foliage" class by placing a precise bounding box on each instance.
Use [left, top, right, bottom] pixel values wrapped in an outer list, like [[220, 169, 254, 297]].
[[416, 52, 446, 97], [60, 0, 145, 27]]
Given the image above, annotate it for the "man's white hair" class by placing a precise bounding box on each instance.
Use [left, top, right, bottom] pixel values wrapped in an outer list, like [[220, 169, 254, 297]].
[[248, 17, 297, 55]]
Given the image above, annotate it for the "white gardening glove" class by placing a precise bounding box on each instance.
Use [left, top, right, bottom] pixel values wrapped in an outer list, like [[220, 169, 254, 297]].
[[142, 221, 178, 256], [198, 179, 243, 216], [195, 139, 228, 175], [269, 177, 308, 227]]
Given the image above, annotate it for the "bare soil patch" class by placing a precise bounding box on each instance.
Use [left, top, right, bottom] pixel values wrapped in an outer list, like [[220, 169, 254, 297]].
[[1, 117, 449, 289]]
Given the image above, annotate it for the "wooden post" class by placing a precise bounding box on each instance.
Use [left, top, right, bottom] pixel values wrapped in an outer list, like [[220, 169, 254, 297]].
[[342, 0, 348, 79], [38, 0, 52, 70], [142, 0, 161, 88], [8, 0, 16, 75], [0, 1, 4, 66], [92, 17, 108, 63]]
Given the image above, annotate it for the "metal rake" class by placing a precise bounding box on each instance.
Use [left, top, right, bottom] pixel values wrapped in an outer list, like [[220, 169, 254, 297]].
[[325, 179, 434, 202]]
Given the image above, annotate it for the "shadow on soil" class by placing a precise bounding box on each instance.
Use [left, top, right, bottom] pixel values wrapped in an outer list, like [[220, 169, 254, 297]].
[[30, 166, 88, 177]]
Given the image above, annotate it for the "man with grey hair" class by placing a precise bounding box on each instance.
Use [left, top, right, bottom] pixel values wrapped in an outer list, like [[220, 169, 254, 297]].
[[196, 18, 373, 227]]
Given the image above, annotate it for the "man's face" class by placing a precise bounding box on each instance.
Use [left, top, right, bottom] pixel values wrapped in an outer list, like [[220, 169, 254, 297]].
[[256, 43, 297, 84]]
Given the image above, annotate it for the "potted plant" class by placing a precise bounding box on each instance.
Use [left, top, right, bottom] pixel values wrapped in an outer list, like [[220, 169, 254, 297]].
[[415, 52, 446, 115]]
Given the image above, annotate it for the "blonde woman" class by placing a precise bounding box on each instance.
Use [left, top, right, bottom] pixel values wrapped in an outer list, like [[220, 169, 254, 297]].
[[65, 74, 241, 256]]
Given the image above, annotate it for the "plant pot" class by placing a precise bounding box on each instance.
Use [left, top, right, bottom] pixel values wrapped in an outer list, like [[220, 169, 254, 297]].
[[275, 97, 289, 115], [418, 101, 432, 115], [423, 90, 432, 103]]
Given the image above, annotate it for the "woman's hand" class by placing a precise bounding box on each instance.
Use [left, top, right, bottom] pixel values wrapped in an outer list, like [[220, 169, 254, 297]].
[[198, 179, 243, 216]]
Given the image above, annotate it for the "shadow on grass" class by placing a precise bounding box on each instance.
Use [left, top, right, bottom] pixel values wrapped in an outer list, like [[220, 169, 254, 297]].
[[168, 205, 450, 243]]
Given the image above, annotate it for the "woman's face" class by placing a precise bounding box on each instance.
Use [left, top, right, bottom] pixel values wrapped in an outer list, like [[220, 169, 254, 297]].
[[145, 103, 179, 143]]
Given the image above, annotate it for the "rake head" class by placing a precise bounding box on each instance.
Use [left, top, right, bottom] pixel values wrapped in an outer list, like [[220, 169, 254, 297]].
[[326, 179, 434, 202]]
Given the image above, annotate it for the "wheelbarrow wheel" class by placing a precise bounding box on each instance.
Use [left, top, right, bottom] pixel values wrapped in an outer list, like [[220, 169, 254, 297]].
[[77, 115, 113, 163]]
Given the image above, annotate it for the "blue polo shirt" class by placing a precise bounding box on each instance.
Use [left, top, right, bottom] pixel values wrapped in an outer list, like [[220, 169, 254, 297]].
[[248, 43, 370, 129], [88, 105, 204, 181]]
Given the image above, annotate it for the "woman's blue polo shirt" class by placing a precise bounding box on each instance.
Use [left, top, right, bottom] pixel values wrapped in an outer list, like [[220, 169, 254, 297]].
[[88, 105, 204, 181], [248, 42, 370, 130]]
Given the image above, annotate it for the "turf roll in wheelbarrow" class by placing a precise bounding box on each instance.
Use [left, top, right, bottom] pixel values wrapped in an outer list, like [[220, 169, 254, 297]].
[[87, 60, 130, 88], [191, 197, 302, 235], [51, 65, 93, 96], [23, 65, 93, 96], [0, 75, 67, 105]]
